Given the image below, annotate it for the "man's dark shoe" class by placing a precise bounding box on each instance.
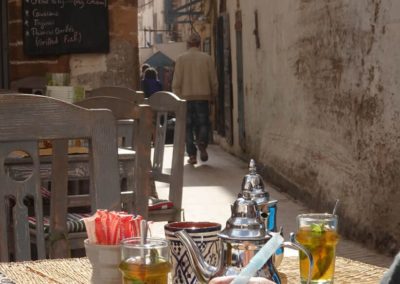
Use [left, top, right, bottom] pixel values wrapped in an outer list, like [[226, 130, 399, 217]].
[[187, 155, 197, 165], [198, 144, 208, 162]]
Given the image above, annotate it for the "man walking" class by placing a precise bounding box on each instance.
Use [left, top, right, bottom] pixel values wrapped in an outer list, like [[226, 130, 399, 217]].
[[172, 33, 218, 164]]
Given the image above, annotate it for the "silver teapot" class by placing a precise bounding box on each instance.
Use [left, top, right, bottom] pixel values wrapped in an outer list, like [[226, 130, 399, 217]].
[[241, 159, 276, 232], [175, 160, 313, 283], [241, 159, 282, 265]]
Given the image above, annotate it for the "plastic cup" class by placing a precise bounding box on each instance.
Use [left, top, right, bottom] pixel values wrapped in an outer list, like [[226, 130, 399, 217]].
[[296, 213, 339, 284]]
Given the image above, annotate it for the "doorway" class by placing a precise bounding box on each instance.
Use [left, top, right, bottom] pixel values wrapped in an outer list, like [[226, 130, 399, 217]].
[[235, 10, 246, 151], [216, 13, 233, 145], [0, 1, 9, 89]]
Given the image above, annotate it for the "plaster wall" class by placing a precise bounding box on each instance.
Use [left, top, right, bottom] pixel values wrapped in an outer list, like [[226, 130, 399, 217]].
[[224, 0, 400, 254], [141, 42, 186, 62], [139, 47, 153, 64], [138, 0, 166, 47]]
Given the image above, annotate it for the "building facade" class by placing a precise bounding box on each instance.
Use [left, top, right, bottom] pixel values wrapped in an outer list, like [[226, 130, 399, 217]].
[[217, 0, 399, 254], [2, 0, 140, 90]]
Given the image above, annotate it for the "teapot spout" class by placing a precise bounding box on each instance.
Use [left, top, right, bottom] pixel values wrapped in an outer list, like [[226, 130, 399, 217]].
[[174, 230, 224, 283]]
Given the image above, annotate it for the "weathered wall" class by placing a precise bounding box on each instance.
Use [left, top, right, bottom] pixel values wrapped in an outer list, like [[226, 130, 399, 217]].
[[8, 0, 69, 81], [71, 0, 140, 89], [223, 0, 400, 254], [139, 42, 186, 64], [8, 0, 139, 89]]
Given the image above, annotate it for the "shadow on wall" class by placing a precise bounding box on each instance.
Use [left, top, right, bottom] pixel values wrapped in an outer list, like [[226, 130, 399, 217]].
[[144, 51, 175, 92]]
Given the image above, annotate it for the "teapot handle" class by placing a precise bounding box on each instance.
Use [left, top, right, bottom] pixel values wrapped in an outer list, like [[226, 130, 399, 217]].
[[279, 232, 314, 284]]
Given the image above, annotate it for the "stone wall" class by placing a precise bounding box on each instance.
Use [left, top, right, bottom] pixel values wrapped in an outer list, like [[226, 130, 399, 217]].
[[223, 0, 400, 254], [8, 0, 139, 89]]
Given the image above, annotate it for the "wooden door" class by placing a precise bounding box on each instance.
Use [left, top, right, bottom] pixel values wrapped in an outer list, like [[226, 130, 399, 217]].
[[0, 1, 9, 89], [235, 10, 246, 150], [216, 13, 233, 145]]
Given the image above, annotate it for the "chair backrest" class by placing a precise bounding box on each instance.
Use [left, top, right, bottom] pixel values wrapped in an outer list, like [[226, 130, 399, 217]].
[[75, 96, 153, 218], [77, 96, 143, 148], [85, 87, 145, 148], [10, 76, 47, 95], [146, 91, 186, 222], [86, 86, 145, 105], [0, 94, 120, 261]]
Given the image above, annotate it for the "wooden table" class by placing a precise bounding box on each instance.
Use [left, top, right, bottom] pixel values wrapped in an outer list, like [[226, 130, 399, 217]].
[[0, 256, 387, 283], [4, 148, 136, 206], [4, 146, 151, 220]]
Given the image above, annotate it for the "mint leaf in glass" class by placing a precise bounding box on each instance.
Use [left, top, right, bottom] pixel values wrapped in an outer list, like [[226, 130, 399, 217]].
[[314, 247, 334, 279], [150, 248, 160, 264], [311, 223, 326, 234]]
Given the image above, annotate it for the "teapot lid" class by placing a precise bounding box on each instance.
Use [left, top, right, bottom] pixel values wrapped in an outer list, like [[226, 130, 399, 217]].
[[218, 195, 269, 242], [241, 159, 269, 206], [241, 159, 264, 190]]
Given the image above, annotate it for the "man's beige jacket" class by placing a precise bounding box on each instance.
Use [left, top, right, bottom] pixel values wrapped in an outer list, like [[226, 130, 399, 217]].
[[172, 47, 218, 101]]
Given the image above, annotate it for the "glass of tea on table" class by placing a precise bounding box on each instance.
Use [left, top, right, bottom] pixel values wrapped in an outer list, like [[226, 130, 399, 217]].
[[119, 237, 171, 284], [296, 213, 339, 284]]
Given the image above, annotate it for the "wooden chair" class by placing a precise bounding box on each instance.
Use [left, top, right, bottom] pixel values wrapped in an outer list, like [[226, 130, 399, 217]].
[[75, 96, 153, 219], [81, 89, 186, 222], [146, 91, 186, 222], [85, 86, 145, 148], [10, 76, 47, 95], [86, 86, 144, 105], [0, 94, 121, 261]]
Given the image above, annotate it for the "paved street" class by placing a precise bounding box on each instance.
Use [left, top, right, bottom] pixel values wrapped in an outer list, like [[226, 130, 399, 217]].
[[150, 144, 394, 268]]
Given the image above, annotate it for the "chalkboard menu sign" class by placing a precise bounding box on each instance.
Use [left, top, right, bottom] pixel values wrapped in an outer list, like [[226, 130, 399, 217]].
[[22, 0, 109, 56]]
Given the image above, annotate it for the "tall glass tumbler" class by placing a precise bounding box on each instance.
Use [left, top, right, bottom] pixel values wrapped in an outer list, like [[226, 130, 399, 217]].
[[296, 213, 339, 284], [119, 237, 171, 284]]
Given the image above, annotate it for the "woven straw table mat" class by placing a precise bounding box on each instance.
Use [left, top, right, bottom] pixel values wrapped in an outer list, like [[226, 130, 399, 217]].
[[0, 258, 91, 283], [0, 256, 388, 283], [279, 256, 388, 284]]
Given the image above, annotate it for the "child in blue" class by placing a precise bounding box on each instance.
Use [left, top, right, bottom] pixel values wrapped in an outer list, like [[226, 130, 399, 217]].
[[141, 67, 162, 98]]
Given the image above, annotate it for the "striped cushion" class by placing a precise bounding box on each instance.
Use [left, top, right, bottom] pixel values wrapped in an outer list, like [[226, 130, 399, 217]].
[[29, 213, 90, 233], [41, 186, 51, 199], [35, 187, 89, 233], [148, 197, 174, 211]]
